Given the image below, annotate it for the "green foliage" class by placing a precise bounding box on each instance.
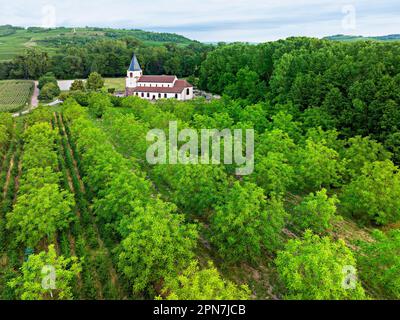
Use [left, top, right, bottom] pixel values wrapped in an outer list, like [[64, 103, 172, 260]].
[[341, 136, 391, 179], [39, 82, 61, 101], [9, 245, 81, 300], [38, 73, 57, 90], [357, 230, 400, 299], [152, 163, 229, 216], [117, 199, 198, 294], [210, 182, 287, 262], [70, 80, 86, 91], [340, 160, 400, 225], [6, 183, 75, 247], [160, 261, 250, 300], [292, 189, 340, 233], [86, 72, 105, 91], [88, 92, 112, 118], [275, 230, 366, 300], [295, 139, 342, 191], [8, 48, 50, 79], [251, 152, 294, 196]]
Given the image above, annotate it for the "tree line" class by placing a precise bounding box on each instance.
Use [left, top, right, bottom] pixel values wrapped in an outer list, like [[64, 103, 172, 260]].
[[0, 39, 214, 81]]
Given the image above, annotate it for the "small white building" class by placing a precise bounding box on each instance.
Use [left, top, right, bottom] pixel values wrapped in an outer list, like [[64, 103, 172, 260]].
[[125, 54, 194, 101]]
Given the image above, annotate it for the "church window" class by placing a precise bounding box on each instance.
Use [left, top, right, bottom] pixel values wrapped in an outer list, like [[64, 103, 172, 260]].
[[186, 88, 190, 95], [175, 94, 178, 99], [164, 93, 167, 98]]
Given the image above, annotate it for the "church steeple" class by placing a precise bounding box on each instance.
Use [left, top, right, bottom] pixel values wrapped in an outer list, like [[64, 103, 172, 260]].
[[128, 53, 141, 72]]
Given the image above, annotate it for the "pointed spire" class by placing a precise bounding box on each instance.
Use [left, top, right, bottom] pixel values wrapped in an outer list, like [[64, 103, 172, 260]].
[[128, 53, 141, 71]]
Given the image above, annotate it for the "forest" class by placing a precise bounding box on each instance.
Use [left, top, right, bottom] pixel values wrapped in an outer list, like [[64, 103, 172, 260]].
[[0, 36, 400, 300]]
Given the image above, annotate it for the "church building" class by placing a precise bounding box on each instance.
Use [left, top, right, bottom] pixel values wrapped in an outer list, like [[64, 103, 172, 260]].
[[125, 54, 194, 101]]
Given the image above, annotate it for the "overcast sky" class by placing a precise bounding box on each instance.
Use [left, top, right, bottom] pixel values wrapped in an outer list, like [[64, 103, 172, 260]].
[[0, 0, 399, 42]]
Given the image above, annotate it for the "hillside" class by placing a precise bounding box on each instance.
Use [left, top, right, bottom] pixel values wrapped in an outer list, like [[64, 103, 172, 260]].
[[0, 25, 195, 61], [324, 34, 400, 42]]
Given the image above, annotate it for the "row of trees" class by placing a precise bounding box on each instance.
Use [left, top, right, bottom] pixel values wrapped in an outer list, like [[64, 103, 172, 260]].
[[0, 113, 13, 159], [6, 120, 75, 248]]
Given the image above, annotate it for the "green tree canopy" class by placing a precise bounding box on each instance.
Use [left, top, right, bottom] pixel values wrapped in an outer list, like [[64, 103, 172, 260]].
[[8, 245, 81, 300], [275, 230, 366, 300], [160, 261, 250, 300]]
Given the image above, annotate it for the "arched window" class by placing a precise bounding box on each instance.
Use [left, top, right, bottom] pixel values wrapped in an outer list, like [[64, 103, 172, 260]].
[[164, 93, 167, 98], [175, 94, 178, 99], [186, 88, 190, 95], [141, 92, 144, 97]]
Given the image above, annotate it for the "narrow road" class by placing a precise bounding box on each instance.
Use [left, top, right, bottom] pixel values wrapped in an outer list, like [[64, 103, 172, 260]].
[[31, 81, 39, 107], [12, 81, 39, 118]]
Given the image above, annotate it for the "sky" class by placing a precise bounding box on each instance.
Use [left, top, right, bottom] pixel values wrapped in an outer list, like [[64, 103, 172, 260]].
[[0, 0, 399, 42]]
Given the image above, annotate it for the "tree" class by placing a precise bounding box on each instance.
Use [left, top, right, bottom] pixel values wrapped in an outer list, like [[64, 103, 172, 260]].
[[39, 82, 61, 101], [87, 92, 112, 118], [292, 189, 340, 233], [210, 182, 287, 262], [295, 139, 342, 191], [357, 230, 400, 299], [152, 163, 229, 216], [70, 80, 86, 91], [86, 72, 104, 91], [117, 199, 198, 294], [341, 136, 391, 180], [251, 152, 294, 196], [9, 48, 50, 79], [275, 230, 366, 300], [6, 183, 75, 248], [38, 72, 57, 90], [340, 160, 400, 225], [8, 245, 81, 300], [160, 261, 250, 300]]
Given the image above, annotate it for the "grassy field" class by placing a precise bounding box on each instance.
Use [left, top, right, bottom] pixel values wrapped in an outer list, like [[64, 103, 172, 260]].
[[104, 78, 126, 92], [0, 80, 34, 112], [0, 26, 194, 61]]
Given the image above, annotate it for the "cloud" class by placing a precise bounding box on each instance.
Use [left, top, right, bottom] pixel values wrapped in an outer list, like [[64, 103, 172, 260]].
[[0, 0, 399, 42]]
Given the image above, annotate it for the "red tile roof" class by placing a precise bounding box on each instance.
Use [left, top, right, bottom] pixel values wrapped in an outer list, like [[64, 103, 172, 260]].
[[132, 86, 186, 94], [138, 75, 177, 83], [132, 78, 193, 94], [174, 79, 192, 88]]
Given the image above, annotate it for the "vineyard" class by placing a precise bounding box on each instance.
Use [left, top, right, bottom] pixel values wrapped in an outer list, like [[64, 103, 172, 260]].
[[0, 89, 399, 300], [0, 81, 34, 113]]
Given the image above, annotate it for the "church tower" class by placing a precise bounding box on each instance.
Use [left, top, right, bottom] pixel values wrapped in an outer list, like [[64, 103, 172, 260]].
[[126, 53, 142, 89]]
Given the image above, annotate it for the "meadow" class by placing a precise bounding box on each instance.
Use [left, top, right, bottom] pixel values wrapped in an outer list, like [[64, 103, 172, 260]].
[[0, 80, 34, 112]]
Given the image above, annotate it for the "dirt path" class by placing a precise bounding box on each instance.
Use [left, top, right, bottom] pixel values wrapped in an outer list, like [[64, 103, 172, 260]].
[[31, 81, 39, 108]]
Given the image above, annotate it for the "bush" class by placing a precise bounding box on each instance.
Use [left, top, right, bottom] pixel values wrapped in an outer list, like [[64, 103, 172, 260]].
[[86, 72, 104, 91], [39, 82, 61, 101], [70, 80, 86, 91], [340, 160, 400, 225], [292, 189, 340, 233], [38, 72, 57, 90], [275, 230, 366, 300]]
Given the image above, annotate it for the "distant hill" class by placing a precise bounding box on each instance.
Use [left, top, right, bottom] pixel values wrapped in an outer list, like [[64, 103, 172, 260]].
[[0, 25, 195, 61], [324, 34, 400, 42]]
